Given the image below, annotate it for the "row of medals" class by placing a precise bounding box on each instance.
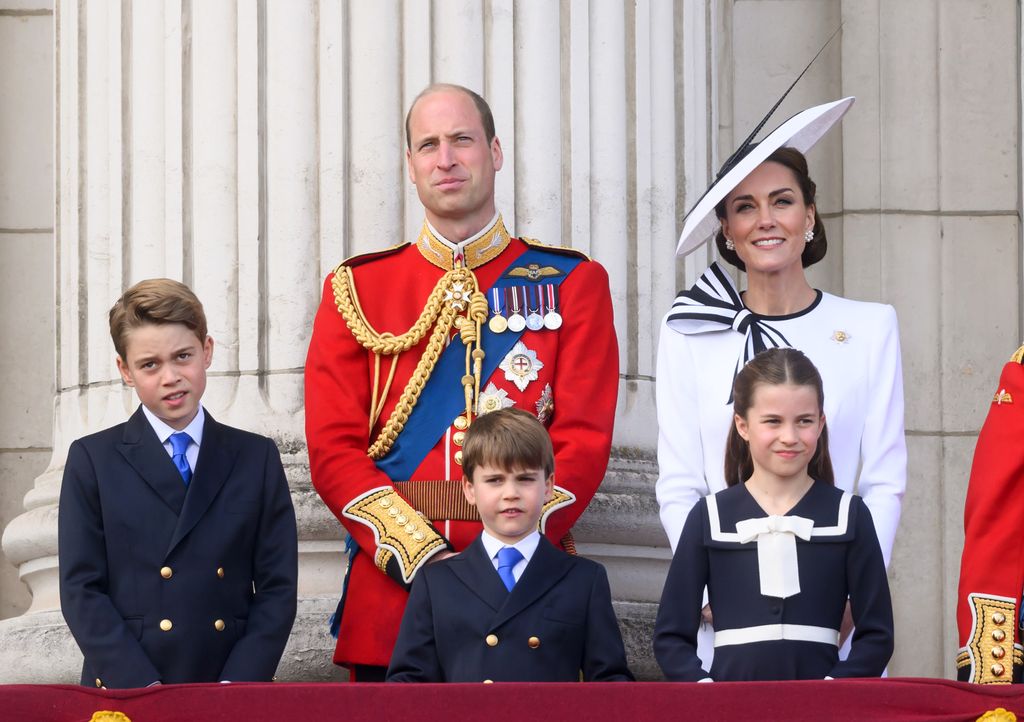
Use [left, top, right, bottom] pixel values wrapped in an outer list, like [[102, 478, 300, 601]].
[[487, 285, 562, 334]]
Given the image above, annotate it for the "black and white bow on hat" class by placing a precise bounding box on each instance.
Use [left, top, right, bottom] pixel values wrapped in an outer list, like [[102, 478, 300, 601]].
[[666, 262, 792, 402]]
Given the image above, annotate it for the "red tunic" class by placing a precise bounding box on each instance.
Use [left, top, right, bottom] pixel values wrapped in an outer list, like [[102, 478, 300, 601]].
[[956, 350, 1024, 683], [304, 228, 618, 668]]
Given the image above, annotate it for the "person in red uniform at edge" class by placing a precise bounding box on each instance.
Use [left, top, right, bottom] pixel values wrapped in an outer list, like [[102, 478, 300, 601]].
[[304, 83, 619, 681], [956, 345, 1024, 684]]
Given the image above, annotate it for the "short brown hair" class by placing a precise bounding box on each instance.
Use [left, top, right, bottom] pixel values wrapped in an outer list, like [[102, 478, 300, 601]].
[[109, 278, 208, 360], [405, 83, 496, 148], [724, 348, 834, 487], [714, 146, 828, 271], [462, 408, 554, 481]]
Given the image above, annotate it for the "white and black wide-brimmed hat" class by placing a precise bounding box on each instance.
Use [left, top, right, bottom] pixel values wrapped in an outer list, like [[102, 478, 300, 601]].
[[675, 95, 855, 258]]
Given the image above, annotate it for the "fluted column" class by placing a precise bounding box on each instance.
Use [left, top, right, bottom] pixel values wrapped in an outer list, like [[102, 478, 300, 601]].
[[0, 0, 700, 682]]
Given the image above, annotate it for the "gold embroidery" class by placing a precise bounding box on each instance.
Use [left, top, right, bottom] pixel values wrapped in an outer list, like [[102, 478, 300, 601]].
[[967, 594, 1017, 684], [993, 389, 1014, 405], [344, 489, 446, 583], [977, 709, 1018, 722], [89, 714, 132, 722], [1011, 345, 1024, 364], [416, 216, 512, 271], [520, 236, 592, 261], [539, 486, 576, 533]]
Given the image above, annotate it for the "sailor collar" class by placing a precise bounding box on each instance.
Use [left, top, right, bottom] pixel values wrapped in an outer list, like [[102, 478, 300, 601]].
[[416, 213, 512, 270]]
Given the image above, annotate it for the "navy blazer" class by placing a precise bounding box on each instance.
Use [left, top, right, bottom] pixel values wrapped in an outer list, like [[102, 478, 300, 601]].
[[386, 535, 633, 682], [58, 406, 298, 688]]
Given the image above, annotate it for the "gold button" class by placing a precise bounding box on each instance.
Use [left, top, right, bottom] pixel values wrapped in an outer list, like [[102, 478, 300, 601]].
[[217, 567, 225, 579], [993, 629, 1006, 642], [528, 636, 540, 649], [95, 678, 102, 688], [992, 663, 1005, 677], [453, 431, 466, 446], [405, 523, 417, 534], [992, 646, 1006, 659], [396, 514, 408, 525], [160, 619, 173, 632], [483, 679, 494, 684], [454, 450, 463, 465], [160, 566, 173, 579], [485, 634, 498, 647], [214, 619, 225, 632], [413, 531, 425, 542], [379, 497, 393, 508], [993, 612, 1007, 625], [388, 507, 399, 517], [454, 416, 469, 430]]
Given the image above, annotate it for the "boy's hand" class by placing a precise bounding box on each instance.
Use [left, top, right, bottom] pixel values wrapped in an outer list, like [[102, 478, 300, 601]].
[[429, 550, 458, 563]]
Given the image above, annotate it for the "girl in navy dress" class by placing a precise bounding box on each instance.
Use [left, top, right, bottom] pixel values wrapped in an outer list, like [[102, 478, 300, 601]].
[[654, 348, 893, 681]]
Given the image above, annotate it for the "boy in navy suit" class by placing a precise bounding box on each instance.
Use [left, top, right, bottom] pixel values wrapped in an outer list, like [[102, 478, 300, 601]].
[[58, 279, 298, 688], [386, 408, 633, 682]]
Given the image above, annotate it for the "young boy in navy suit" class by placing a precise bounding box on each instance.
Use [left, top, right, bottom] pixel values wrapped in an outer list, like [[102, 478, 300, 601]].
[[58, 279, 298, 688], [386, 408, 633, 682]]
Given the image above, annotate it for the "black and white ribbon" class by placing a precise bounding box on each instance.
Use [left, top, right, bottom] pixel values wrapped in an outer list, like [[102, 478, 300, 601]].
[[665, 262, 792, 402]]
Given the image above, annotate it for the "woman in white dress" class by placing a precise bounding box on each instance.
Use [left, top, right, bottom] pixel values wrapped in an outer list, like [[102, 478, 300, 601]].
[[656, 98, 906, 665]]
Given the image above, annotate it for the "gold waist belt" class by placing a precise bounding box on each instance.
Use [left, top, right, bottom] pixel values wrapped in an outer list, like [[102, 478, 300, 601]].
[[393, 480, 480, 522]]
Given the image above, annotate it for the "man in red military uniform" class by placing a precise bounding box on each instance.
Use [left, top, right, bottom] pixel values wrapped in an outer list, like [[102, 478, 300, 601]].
[[956, 345, 1024, 684], [304, 84, 618, 680]]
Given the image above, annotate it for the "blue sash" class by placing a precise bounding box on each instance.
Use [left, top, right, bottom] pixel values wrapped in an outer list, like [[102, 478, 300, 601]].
[[374, 247, 583, 480]]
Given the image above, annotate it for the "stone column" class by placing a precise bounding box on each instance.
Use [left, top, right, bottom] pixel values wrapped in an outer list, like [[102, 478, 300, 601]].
[[0, 0, 701, 682]]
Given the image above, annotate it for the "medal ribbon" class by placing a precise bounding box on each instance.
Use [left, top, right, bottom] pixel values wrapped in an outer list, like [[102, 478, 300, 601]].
[[375, 247, 584, 481]]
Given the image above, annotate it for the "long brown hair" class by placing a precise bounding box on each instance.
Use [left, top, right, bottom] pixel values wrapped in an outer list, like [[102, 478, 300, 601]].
[[724, 348, 834, 487]]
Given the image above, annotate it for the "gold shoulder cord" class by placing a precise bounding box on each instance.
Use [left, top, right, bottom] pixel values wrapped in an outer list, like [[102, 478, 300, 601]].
[[333, 265, 488, 459]]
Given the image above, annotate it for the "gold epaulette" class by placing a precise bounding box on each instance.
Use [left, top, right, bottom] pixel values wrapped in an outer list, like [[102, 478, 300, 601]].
[[335, 242, 410, 272], [343, 488, 448, 583], [520, 237, 592, 262], [1010, 345, 1024, 364], [964, 593, 1017, 683], [539, 485, 576, 533]]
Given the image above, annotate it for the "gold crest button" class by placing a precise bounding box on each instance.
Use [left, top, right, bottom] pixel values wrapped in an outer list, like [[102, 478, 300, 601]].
[[214, 619, 225, 632], [160, 619, 173, 632], [160, 566, 173, 579], [485, 634, 498, 647]]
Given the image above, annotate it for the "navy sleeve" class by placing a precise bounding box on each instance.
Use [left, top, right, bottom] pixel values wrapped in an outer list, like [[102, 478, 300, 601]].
[[582, 563, 635, 681], [653, 499, 711, 681], [829, 499, 894, 678], [219, 438, 298, 681], [59, 440, 163, 687], [386, 567, 444, 682]]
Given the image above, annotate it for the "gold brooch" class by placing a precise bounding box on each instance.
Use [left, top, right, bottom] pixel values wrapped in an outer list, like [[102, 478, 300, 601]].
[[976, 708, 1017, 722], [830, 330, 850, 344]]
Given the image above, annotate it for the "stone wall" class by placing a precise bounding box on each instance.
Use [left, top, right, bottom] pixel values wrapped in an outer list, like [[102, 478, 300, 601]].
[[0, 0, 1020, 682]]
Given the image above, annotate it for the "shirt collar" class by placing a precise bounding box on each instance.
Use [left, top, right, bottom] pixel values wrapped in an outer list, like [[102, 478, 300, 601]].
[[480, 529, 541, 563], [141, 404, 206, 446]]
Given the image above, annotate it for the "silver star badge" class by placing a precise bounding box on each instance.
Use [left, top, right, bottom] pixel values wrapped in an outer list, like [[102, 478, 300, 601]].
[[477, 382, 516, 416], [500, 341, 544, 392]]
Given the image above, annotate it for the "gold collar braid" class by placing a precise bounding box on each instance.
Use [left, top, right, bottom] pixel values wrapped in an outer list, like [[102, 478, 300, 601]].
[[416, 216, 512, 270], [332, 265, 489, 459]]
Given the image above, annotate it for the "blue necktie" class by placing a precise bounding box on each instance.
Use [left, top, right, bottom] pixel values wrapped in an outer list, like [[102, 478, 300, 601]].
[[496, 546, 524, 592], [169, 432, 193, 486]]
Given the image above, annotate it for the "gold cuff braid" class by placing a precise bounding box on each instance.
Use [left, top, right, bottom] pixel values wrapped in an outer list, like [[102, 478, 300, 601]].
[[965, 594, 1017, 684], [343, 488, 447, 584]]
